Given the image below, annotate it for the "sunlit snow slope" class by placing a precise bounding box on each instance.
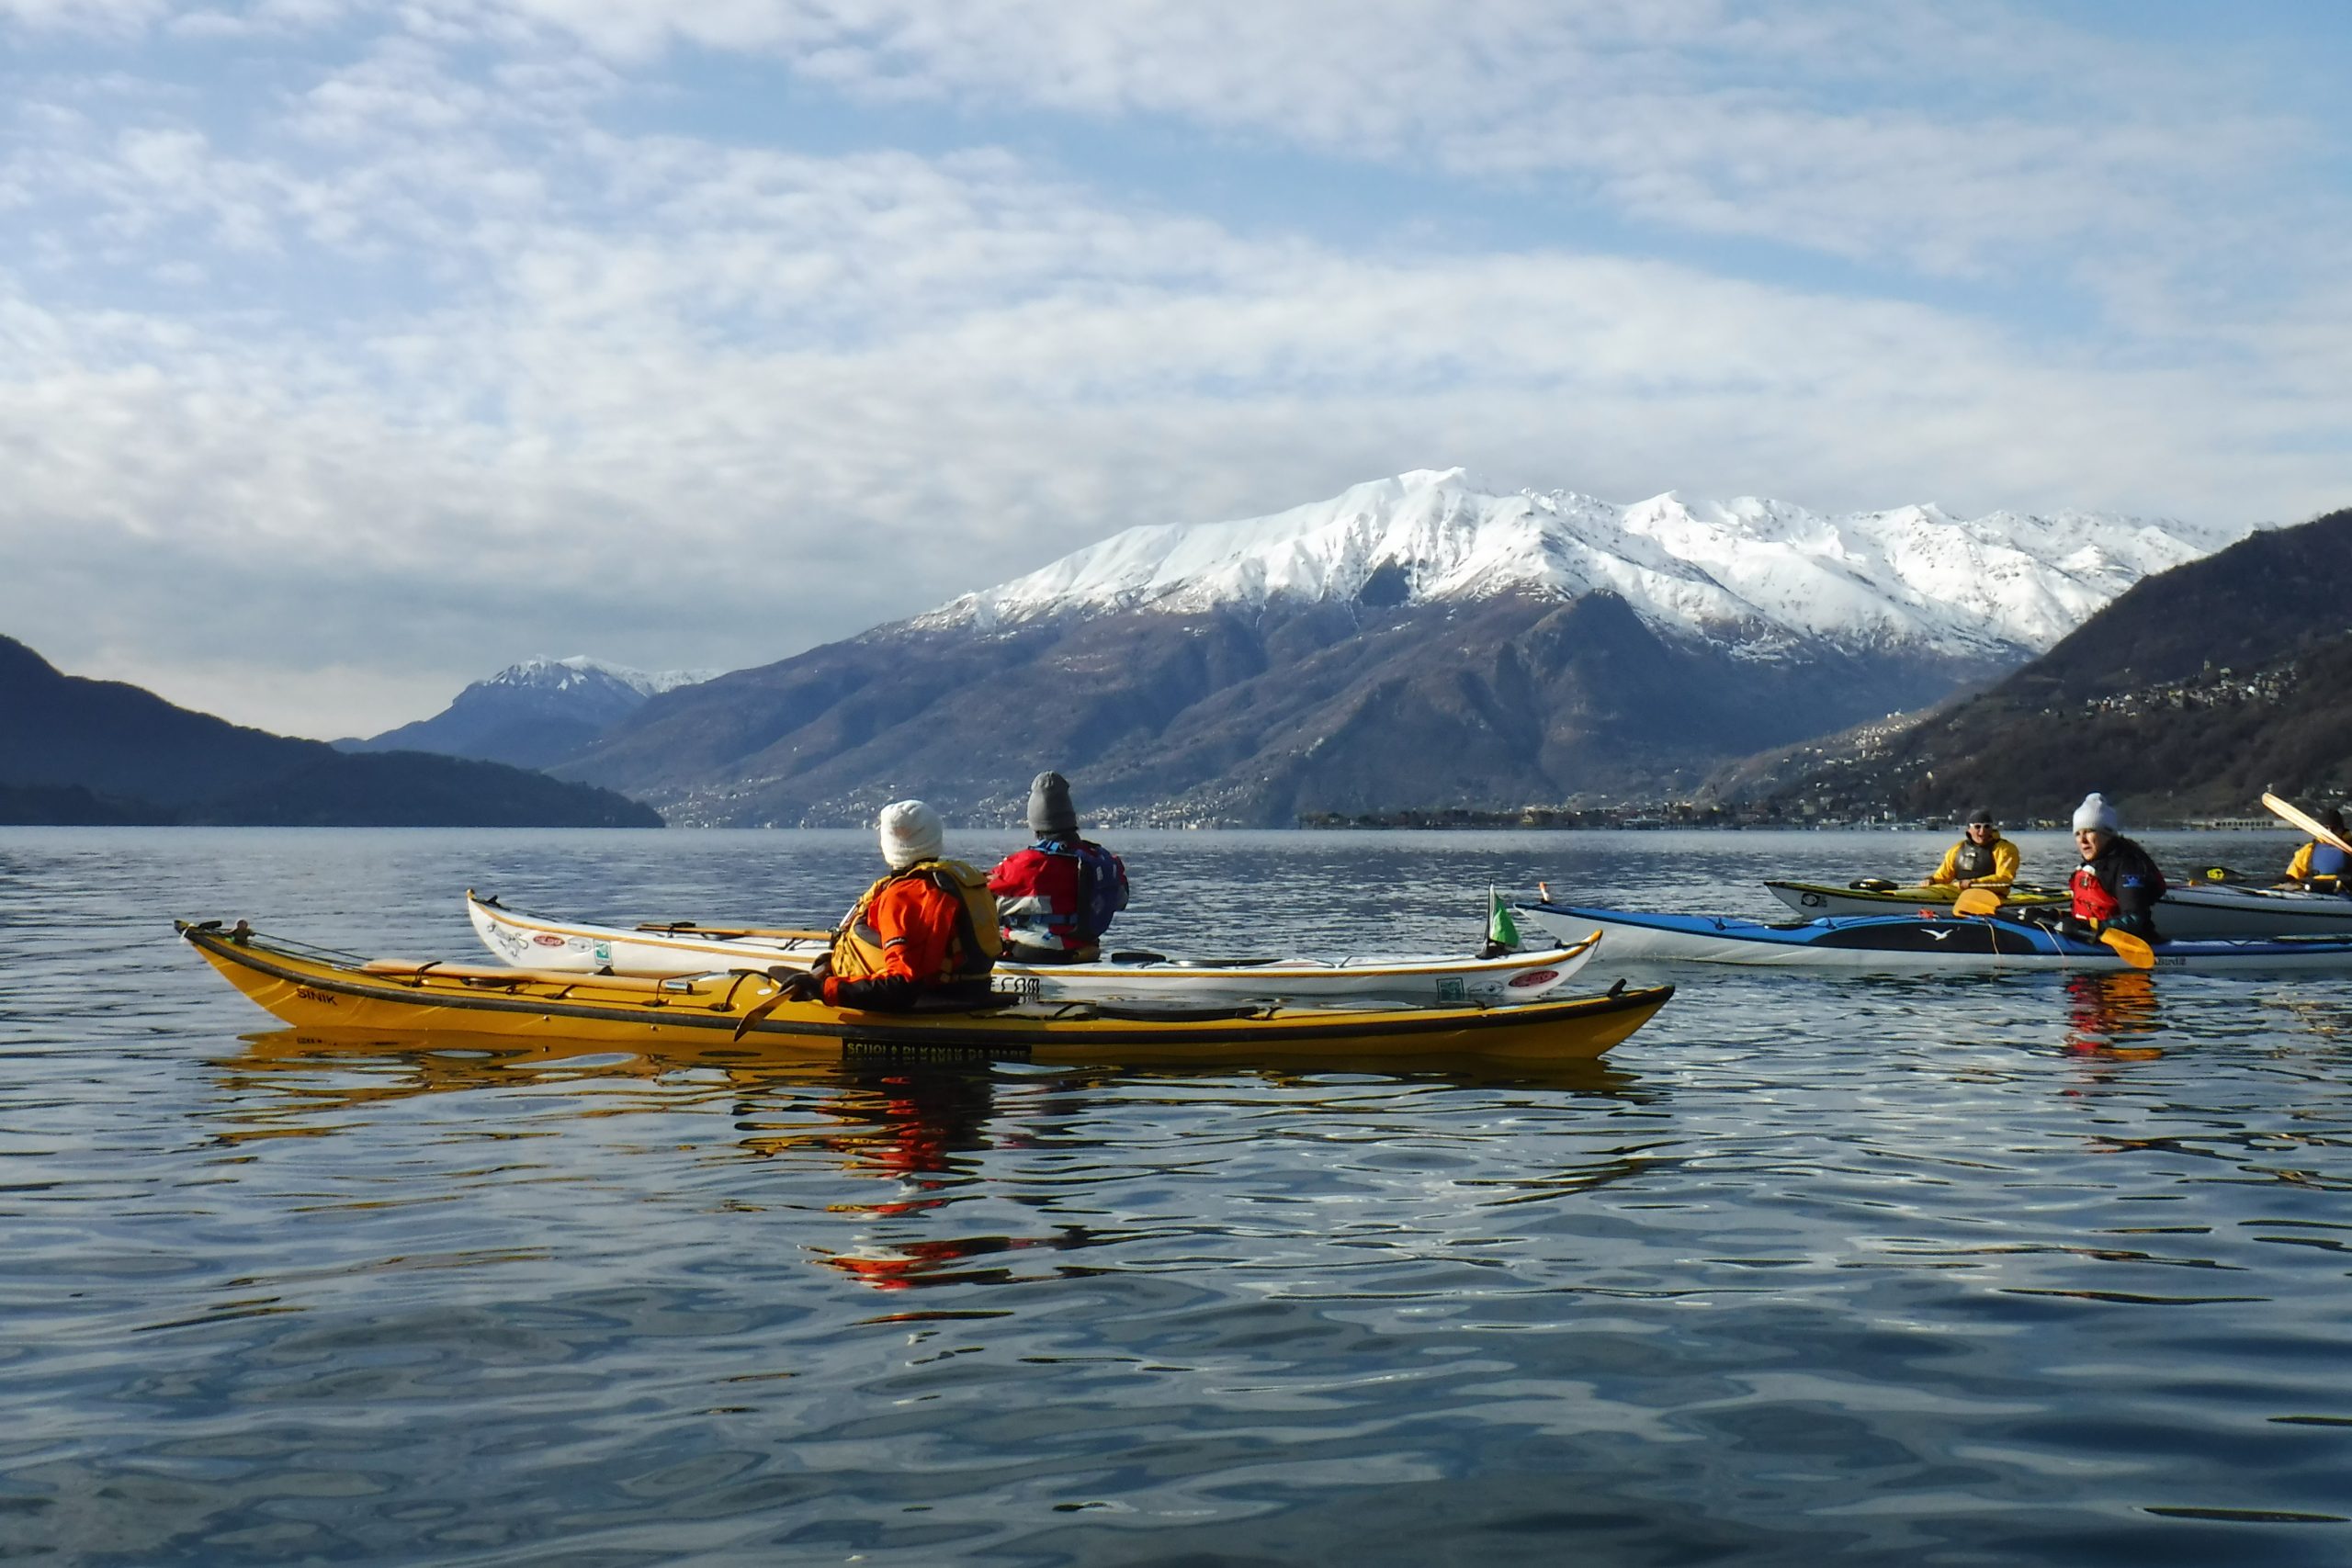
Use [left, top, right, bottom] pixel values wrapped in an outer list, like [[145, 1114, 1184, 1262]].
[[928, 469, 2247, 658]]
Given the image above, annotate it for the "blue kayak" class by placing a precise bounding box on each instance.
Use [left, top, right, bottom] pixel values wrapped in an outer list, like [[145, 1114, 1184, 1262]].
[[1521, 900, 2352, 971]]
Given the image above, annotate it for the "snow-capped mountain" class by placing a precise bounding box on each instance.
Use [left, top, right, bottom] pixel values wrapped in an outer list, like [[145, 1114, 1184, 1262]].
[[558, 471, 2269, 826], [480, 656, 718, 701], [349, 656, 717, 771], [929, 469, 2249, 659]]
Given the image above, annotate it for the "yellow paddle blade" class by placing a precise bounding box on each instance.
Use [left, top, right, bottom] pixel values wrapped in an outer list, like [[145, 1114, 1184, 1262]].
[[730, 967, 804, 1040], [730, 991, 786, 1042], [2100, 928, 2156, 969], [1952, 887, 2006, 917]]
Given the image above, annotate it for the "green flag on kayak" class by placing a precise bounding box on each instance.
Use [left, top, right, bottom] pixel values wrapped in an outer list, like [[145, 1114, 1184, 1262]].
[[1487, 886, 1520, 950]]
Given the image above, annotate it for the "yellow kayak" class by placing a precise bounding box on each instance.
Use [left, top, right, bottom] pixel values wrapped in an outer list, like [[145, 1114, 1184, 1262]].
[[178, 920, 1673, 1066]]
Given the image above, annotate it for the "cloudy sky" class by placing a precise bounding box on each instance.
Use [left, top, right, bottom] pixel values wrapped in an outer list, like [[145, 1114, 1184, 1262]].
[[6, 0, 2348, 738]]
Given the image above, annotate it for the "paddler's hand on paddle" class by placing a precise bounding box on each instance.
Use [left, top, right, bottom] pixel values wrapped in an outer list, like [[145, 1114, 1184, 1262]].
[[2048, 911, 2156, 969], [732, 964, 826, 1040]]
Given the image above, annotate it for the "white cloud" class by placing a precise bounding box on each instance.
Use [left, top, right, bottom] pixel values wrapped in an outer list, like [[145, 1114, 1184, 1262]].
[[0, 4, 2345, 736], [0, 0, 171, 34], [443, 0, 2311, 283]]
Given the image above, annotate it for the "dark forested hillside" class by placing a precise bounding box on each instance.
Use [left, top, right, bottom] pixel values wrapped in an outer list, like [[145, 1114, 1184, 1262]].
[[0, 636, 662, 827], [1751, 507, 2352, 821], [558, 592, 2008, 825]]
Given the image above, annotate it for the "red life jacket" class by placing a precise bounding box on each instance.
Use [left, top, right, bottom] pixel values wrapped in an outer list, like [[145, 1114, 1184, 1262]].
[[2070, 863, 2120, 922], [989, 838, 1129, 956]]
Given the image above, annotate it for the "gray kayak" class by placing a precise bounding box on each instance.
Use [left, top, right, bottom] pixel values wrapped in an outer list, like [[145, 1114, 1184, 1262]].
[[1764, 878, 2352, 939]]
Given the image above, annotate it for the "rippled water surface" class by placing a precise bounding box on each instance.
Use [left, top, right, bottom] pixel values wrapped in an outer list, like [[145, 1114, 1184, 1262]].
[[5, 826, 2350, 1565]]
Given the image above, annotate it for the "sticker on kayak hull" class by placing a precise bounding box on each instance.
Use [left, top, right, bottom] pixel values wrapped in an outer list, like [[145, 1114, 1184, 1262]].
[[1508, 969, 1561, 987]]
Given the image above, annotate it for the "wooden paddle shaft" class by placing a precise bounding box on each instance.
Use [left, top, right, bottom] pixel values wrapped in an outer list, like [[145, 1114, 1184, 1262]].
[[2264, 792, 2352, 856]]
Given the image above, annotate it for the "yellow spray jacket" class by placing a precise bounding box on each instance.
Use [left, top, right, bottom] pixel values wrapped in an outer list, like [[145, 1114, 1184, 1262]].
[[1928, 834, 2019, 888]]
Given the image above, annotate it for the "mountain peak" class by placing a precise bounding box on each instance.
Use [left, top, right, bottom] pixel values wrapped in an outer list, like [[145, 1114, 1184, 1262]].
[[487, 656, 716, 698], [351, 655, 717, 769], [918, 472, 2250, 658]]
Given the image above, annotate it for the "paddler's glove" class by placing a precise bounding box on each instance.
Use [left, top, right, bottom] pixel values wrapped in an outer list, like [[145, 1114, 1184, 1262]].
[[777, 970, 826, 1003]]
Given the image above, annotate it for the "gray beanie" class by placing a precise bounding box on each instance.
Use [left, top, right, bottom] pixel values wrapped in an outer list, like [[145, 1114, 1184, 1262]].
[[1027, 771, 1078, 834]]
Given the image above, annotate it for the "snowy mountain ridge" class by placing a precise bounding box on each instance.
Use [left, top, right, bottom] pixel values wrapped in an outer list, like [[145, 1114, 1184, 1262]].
[[484, 656, 717, 698], [348, 656, 718, 770], [922, 469, 2252, 658]]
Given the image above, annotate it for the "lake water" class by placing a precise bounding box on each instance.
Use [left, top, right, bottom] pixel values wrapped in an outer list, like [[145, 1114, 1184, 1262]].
[[4, 826, 2349, 1565]]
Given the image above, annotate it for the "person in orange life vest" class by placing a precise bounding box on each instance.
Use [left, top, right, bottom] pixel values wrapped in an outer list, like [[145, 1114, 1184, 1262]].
[[2283, 806, 2352, 890], [988, 771, 1130, 963], [1926, 807, 2019, 890], [2063, 792, 2166, 942], [776, 800, 1000, 1010]]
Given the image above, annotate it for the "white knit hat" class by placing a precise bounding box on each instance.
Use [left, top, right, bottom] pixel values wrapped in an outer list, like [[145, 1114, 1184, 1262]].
[[2071, 792, 2120, 833], [876, 799, 944, 870]]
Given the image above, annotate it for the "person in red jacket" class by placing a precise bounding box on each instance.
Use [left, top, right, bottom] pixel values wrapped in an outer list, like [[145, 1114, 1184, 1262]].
[[779, 800, 1001, 1010], [2064, 792, 2167, 942], [989, 771, 1131, 963]]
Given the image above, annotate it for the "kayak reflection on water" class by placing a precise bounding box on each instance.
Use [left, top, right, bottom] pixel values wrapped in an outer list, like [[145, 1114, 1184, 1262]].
[[2063, 971, 2165, 1056]]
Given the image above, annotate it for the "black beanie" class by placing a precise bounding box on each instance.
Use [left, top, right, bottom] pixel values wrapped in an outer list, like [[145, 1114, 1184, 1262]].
[[1027, 771, 1077, 833]]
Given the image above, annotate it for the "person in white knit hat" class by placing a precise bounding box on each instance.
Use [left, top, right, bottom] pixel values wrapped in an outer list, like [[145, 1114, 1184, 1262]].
[[2063, 792, 2167, 942], [777, 800, 1001, 1010]]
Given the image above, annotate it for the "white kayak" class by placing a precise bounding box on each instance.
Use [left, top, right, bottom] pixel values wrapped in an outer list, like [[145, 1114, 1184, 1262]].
[[467, 891, 1602, 1007]]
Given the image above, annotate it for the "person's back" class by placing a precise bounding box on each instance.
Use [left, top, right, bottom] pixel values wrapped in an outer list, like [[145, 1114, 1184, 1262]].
[[2285, 807, 2351, 891], [990, 771, 1131, 964], [812, 800, 1001, 1010]]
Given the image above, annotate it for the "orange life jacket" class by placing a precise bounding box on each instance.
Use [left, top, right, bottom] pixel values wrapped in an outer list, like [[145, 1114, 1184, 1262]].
[[831, 859, 1001, 983]]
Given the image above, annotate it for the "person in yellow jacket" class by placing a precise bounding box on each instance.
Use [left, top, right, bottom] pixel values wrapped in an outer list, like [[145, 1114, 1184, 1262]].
[[1926, 807, 2019, 890], [2283, 806, 2351, 889]]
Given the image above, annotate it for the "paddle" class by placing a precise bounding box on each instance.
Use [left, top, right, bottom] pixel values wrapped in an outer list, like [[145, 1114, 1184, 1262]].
[[2262, 791, 2352, 856], [730, 965, 812, 1041], [1951, 887, 2154, 968], [636, 920, 832, 941]]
